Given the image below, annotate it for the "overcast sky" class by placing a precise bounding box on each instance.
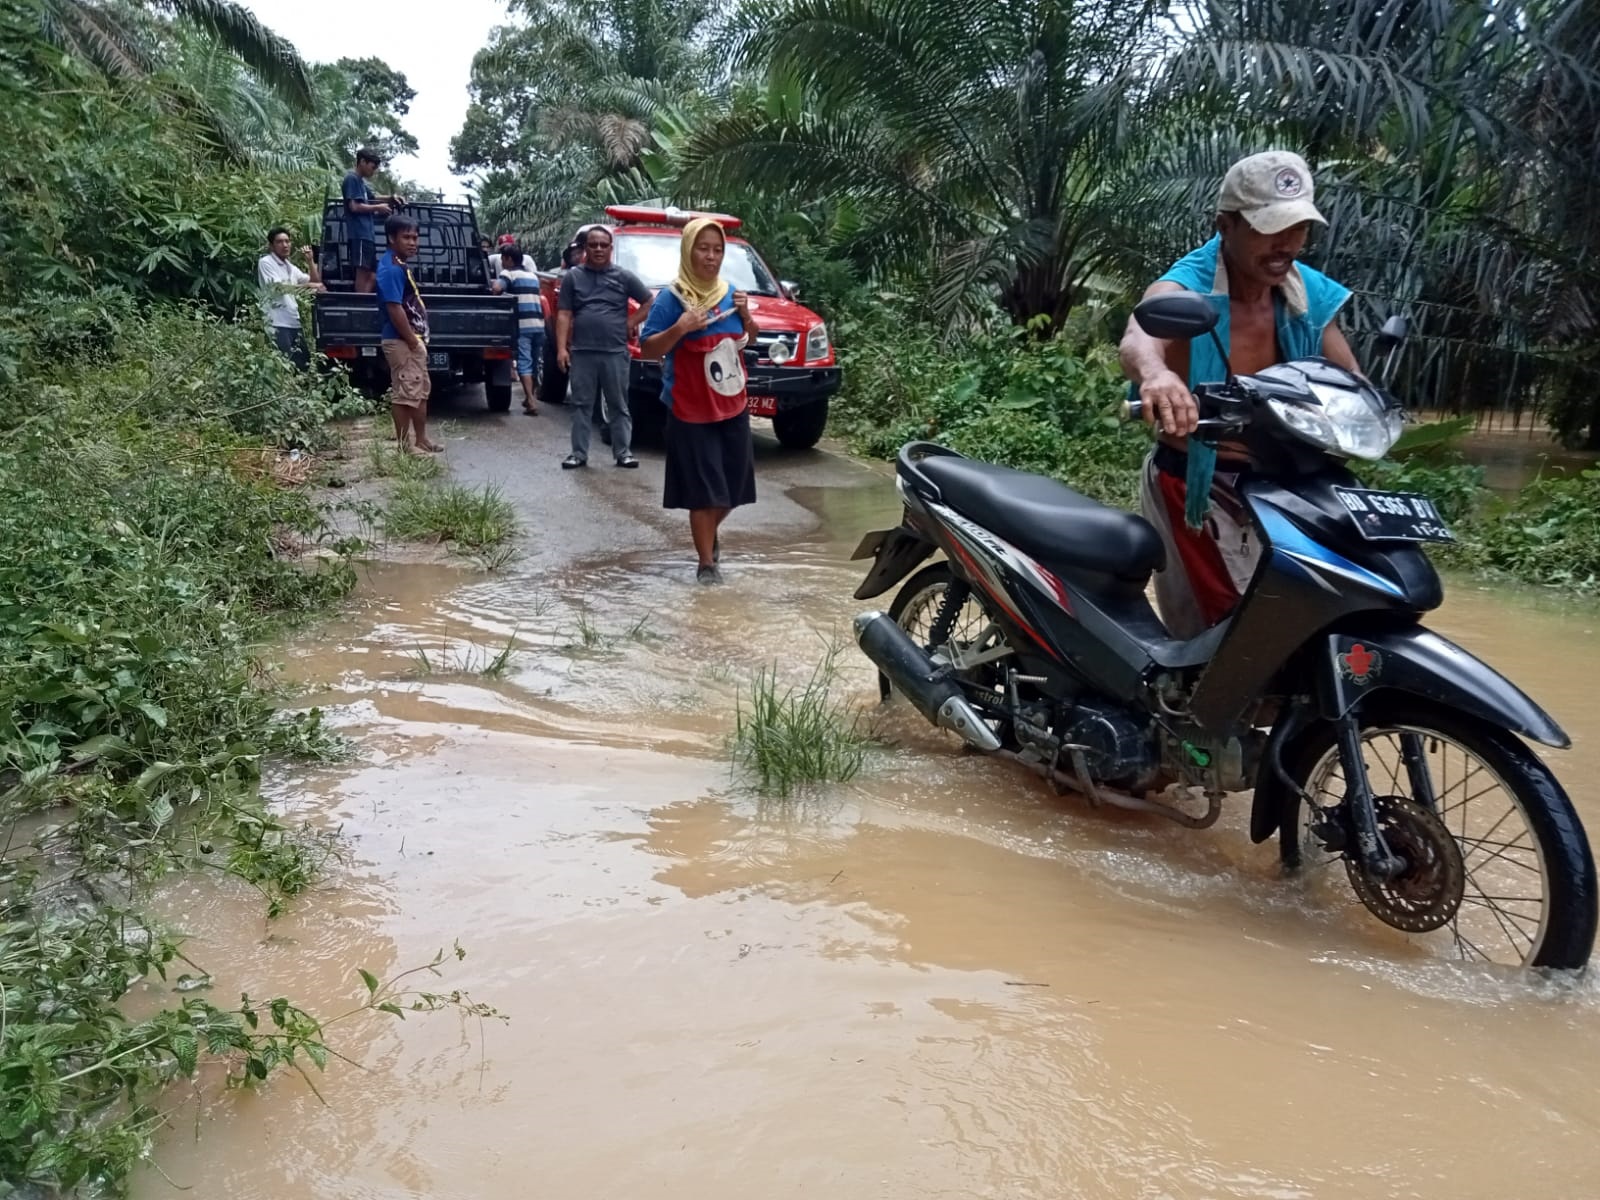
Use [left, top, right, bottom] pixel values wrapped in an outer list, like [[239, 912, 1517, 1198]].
[[241, 0, 510, 197]]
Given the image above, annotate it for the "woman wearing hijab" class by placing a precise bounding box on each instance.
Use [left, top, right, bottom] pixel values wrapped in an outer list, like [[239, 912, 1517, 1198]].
[[639, 217, 760, 585]]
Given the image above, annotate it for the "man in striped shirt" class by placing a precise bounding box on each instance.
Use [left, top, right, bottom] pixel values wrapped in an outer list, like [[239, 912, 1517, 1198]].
[[493, 244, 545, 415]]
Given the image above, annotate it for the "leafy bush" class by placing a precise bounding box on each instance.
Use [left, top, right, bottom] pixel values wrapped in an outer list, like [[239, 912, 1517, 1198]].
[[0, 295, 364, 1192], [833, 311, 1148, 505], [1468, 469, 1600, 591]]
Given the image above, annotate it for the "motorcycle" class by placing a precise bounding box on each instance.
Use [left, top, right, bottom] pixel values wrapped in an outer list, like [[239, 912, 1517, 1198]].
[[850, 290, 1597, 970]]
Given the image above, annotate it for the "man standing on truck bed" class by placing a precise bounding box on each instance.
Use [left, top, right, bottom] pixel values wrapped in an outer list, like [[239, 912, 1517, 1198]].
[[377, 214, 441, 454], [556, 225, 653, 469], [345, 148, 405, 295]]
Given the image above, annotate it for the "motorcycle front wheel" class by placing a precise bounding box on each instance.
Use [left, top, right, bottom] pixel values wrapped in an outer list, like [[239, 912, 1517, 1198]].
[[1280, 699, 1597, 970]]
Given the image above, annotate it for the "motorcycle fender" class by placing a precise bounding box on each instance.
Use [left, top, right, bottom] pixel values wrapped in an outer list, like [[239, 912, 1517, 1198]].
[[852, 525, 934, 601], [1249, 624, 1569, 845], [1312, 625, 1569, 749]]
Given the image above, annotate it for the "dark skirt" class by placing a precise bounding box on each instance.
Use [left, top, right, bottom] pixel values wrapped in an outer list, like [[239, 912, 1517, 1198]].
[[663, 410, 757, 510]]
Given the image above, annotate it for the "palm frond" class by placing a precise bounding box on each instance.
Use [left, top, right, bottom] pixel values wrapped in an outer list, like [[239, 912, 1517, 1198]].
[[157, 0, 312, 108]]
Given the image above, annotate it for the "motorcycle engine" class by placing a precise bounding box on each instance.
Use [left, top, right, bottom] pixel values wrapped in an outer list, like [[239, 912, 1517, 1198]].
[[1062, 702, 1160, 792]]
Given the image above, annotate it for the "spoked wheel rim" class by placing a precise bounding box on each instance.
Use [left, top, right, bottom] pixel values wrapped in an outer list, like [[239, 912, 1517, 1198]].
[[891, 573, 1012, 743], [1297, 724, 1553, 967]]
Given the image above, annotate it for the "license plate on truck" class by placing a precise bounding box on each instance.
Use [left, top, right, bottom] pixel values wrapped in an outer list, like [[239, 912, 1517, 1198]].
[[427, 350, 450, 371], [747, 394, 778, 418]]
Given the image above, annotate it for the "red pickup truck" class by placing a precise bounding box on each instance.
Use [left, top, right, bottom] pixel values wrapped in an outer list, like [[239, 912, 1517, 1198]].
[[540, 206, 842, 449]]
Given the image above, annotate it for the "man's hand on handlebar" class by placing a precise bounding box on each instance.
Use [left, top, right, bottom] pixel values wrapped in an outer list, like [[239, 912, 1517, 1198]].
[[1138, 368, 1200, 437]]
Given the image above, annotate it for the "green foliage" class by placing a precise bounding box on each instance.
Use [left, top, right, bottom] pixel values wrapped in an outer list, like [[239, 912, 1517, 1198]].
[[383, 481, 519, 553], [0, 294, 370, 1191], [1461, 470, 1600, 593], [732, 644, 869, 797], [834, 308, 1148, 506]]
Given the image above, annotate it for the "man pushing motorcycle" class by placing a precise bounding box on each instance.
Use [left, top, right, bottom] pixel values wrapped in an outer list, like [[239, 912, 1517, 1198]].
[[1119, 151, 1364, 638]]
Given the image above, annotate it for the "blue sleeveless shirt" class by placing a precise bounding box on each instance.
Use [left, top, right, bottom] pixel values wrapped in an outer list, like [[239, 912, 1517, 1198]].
[[1143, 236, 1351, 526]]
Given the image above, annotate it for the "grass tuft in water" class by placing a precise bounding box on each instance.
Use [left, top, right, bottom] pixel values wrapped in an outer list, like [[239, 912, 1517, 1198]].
[[408, 631, 521, 678], [384, 481, 517, 552], [732, 644, 869, 797]]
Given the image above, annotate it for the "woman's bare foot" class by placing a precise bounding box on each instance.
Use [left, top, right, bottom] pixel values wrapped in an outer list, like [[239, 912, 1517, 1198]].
[[418, 438, 445, 453]]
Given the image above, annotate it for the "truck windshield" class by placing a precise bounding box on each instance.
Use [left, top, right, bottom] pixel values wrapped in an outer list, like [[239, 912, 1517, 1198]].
[[612, 232, 782, 296]]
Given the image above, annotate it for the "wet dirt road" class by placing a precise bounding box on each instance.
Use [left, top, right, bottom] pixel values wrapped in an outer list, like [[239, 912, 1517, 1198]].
[[135, 390, 1600, 1199]]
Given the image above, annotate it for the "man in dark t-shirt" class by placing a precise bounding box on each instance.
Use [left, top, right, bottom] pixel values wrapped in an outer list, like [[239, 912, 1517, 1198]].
[[556, 226, 653, 468], [343, 147, 405, 294]]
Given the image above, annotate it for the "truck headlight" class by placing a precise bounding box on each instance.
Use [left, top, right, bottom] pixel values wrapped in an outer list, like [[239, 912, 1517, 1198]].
[[769, 340, 793, 364], [805, 323, 830, 362]]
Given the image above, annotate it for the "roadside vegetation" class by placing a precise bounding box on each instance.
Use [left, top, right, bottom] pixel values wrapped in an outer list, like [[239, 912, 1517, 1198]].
[[383, 481, 519, 559], [0, 1, 480, 1191]]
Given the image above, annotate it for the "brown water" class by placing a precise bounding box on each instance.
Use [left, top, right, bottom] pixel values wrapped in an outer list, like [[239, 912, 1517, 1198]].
[[132, 479, 1600, 1199], [1455, 430, 1597, 495]]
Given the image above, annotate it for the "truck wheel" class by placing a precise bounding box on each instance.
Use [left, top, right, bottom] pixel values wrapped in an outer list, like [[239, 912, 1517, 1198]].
[[486, 383, 513, 413], [771, 398, 829, 449]]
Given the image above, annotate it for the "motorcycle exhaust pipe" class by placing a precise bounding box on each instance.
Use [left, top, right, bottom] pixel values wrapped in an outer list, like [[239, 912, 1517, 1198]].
[[854, 611, 1002, 753]]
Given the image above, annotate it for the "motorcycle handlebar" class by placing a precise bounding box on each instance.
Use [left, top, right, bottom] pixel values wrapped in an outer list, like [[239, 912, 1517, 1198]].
[[1120, 388, 1243, 433]]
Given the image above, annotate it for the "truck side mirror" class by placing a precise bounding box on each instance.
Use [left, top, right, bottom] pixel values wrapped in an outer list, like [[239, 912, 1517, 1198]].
[[781, 280, 801, 302]]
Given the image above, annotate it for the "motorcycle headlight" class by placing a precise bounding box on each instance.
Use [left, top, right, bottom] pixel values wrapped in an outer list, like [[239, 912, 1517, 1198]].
[[1268, 383, 1403, 460], [805, 323, 830, 362]]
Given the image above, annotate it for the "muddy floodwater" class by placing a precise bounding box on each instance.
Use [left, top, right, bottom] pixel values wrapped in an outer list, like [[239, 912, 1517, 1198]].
[[133, 408, 1600, 1199]]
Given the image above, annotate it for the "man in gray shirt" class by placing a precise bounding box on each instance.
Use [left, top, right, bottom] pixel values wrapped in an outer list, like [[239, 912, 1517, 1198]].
[[556, 226, 653, 468]]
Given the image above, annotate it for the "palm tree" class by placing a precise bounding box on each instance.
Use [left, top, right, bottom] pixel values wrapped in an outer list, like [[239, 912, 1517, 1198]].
[[458, 0, 724, 258], [1135, 0, 1600, 424], [37, 0, 312, 108], [671, 0, 1170, 331]]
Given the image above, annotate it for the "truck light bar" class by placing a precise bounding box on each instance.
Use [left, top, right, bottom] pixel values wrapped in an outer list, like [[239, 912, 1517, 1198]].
[[604, 204, 743, 232]]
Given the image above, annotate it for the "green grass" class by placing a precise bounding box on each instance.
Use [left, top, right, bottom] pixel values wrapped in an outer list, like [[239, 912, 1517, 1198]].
[[365, 437, 443, 482], [732, 646, 871, 797], [408, 632, 522, 678], [383, 481, 517, 552]]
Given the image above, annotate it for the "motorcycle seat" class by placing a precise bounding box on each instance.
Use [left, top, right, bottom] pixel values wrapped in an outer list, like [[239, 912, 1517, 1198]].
[[919, 456, 1165, 580]]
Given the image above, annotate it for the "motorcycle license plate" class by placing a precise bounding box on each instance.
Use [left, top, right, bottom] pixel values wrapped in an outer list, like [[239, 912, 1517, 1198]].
[[1333, 487, 1455, 543], [427, 350, 450, 371], [747, 394, 778, 418]]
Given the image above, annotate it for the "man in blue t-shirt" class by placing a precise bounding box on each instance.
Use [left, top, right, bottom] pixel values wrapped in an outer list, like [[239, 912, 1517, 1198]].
[[1119, 150, 1364, 637], [376, 214, 439, 454], [344, 148, 405, 295]]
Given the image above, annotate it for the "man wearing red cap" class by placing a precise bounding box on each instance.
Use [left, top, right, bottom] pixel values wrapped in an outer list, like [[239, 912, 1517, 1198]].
[[1119, 150, 1366, 637]]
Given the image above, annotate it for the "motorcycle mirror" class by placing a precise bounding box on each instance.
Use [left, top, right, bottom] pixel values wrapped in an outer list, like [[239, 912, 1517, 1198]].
[[1133, 291, 1219, 341], [1134, 290, 1234, 381], [1375, 314, 1408, 354], [1375, 314, 1409, 389]]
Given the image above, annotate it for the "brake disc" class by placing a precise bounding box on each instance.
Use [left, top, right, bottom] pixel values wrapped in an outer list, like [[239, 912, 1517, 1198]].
[[1345, 795, 1466, 933]]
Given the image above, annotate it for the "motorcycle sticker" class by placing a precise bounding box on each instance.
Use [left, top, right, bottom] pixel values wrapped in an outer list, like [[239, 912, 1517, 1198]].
[[1338, 642, 1382, 685]]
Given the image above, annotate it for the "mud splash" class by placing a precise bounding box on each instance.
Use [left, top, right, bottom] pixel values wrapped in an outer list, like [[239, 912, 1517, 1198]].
[[134, 468, 1600, 1199]]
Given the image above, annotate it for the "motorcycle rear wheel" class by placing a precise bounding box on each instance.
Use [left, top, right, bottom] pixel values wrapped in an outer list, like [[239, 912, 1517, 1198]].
[[1280, 699, 1597, 970], [887, 563, 1014, 746]]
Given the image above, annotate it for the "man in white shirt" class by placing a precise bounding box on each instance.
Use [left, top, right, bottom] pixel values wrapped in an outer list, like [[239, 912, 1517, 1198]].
[[258, 227, 324, 369]]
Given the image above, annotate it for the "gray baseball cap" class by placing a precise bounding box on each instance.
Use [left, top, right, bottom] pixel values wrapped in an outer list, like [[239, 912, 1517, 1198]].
[[1218, 151, 1327, 234]]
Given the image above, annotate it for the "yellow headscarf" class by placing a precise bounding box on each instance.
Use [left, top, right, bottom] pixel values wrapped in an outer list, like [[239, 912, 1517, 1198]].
[[674, 217, 732, 314]]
